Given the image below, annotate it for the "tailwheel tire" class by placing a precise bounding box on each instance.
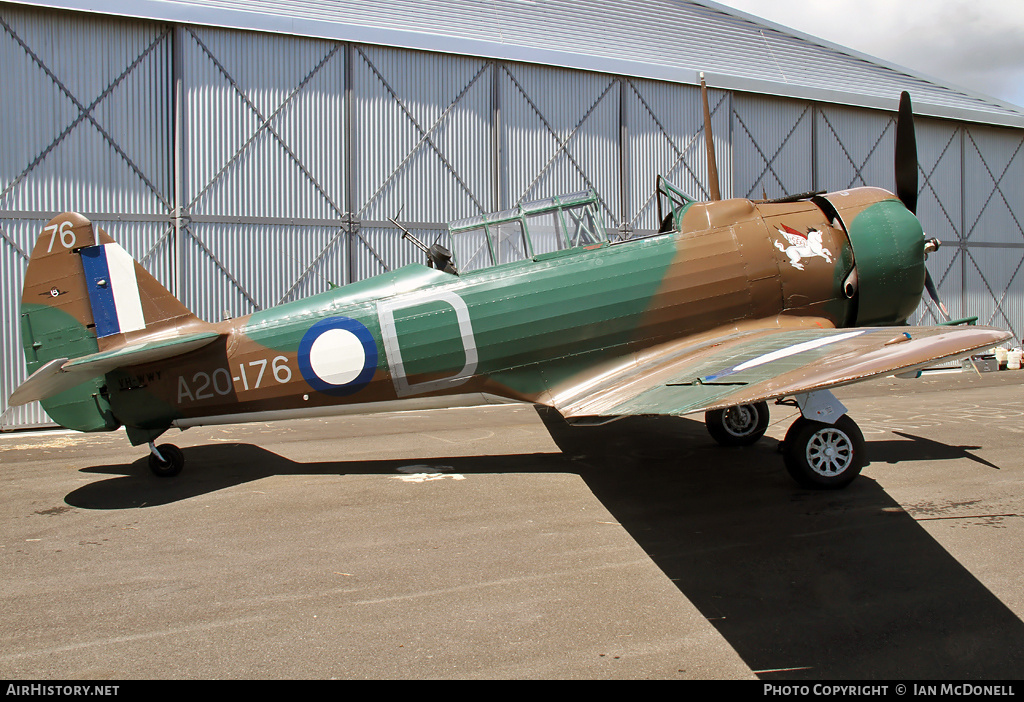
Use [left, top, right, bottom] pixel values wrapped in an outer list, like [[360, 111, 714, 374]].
[[782, 415, 866, 489], [705, 401, 770, 447], [148, 444, 184, 478]]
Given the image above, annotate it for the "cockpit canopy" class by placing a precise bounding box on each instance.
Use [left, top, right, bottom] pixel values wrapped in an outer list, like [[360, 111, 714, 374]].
[[448, 191, 606, 272], [655, 175, 697, 233]]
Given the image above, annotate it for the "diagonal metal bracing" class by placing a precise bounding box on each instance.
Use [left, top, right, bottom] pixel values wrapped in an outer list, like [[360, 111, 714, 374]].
[[964, 131, 1024, 243], [735, 104, 810, 198], [278, 226, 350, 301], [185, 29, 344, 216], [350, 226, 394, 276], [918, 129, 962, 237], [626, 80, 727, 226], [0, 17, 171, 210], [959, 130, 1024, 339], [183, 30, 355, 309], [140, 223, 176, 269], [963, 247, 1023, 335], [979, 250, 1024, 333], [0, 225, 29, 261], [185, 223, 261, 311], [502, 66, 617, 221], [818, 110, 893, 190], [355, 47, 490, 218]]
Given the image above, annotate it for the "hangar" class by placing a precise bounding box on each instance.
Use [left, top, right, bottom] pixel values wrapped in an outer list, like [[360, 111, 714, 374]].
[[2, 0, 1023, 429]]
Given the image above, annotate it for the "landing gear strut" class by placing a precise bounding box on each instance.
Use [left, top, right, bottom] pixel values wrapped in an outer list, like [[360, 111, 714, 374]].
[[706, 390, 868, 489], [148, 442, 184, 477]]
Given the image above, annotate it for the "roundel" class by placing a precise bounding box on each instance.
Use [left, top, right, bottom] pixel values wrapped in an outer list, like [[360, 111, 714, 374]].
[[297, 317, 378, 396]]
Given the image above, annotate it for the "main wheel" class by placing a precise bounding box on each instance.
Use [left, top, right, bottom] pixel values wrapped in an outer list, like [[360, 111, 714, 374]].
[[782, 415, 866, 489], [705, 401, 770, 446], [148, 444, 184, 478]]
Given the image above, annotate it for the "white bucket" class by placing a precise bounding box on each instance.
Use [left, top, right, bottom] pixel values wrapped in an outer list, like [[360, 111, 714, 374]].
[[1008, 349, 1022, 370], [996, 347, 1009, 366]]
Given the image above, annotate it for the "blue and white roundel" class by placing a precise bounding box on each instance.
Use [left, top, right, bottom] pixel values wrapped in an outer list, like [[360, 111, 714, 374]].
[[298, 317, 378, 396]]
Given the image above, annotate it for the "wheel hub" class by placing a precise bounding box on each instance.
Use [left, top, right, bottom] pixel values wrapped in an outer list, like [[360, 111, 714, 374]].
[[806, 427, 854, 476], [723, 405, 756, 436]]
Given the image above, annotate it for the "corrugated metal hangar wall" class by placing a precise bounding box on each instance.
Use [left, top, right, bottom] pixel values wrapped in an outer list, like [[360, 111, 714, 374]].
[[2, 3, 1023, 428]]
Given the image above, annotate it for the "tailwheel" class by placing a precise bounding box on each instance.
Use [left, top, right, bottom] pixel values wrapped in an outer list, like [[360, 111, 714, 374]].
[[782, 415, 866, 489], [705, 401, 770, 446], [148, 443, 184, 478]]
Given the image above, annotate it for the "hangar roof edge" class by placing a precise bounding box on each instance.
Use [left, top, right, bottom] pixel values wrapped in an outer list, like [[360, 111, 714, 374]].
[[7, 0, 1024, 129]]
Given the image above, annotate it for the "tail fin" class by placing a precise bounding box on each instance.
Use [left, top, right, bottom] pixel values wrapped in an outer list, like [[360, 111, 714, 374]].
[[18, 213, 206, 431]]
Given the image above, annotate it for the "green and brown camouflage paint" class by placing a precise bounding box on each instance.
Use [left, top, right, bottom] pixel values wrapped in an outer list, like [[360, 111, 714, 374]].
[[17, 186, 925, 446]]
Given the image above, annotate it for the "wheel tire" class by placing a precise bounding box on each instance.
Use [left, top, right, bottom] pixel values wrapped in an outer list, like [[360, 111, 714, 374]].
[[705, 401, 770, 447], [782, 415, 866, 489], [148, 444, 184, 478]]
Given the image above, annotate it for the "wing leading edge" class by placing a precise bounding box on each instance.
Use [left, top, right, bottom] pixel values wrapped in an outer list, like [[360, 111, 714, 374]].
[[552, 319, 1012, 419]]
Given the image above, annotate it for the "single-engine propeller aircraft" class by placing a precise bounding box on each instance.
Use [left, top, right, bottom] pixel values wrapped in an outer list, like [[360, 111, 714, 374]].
[[9, 83, 1012, 489]]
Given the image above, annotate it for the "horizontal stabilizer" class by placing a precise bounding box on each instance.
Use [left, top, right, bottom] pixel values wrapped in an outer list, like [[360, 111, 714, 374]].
[[9, 331, 223, 407]]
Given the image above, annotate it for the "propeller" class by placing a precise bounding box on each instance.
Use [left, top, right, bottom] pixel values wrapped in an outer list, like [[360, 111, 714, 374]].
[[924, 259, 951, 320], [895, 91, 951, 322], [700, 73, 722, 201]]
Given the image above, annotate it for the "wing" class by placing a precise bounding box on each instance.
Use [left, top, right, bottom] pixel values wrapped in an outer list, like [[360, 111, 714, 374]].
[[551, 319, 1011, 418]]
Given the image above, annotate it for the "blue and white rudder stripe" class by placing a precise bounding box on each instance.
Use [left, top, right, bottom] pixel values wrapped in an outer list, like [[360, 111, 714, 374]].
[[80, 243, 147, 337]]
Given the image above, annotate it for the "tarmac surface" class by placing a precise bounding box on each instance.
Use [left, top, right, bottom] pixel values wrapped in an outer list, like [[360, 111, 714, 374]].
[[2, 370, 1024, 680]]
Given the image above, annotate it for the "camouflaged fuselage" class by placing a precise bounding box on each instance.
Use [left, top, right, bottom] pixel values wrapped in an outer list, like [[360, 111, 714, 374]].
[[19, 187, 925, 444]]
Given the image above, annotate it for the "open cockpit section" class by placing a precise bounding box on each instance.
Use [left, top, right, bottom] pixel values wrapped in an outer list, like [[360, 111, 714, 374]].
[[655, 175, 697, 233], [447, 191, 606, 272]]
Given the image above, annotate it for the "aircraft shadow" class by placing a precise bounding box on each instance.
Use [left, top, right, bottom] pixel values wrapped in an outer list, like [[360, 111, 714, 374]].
[[65, 413, 1024, 679], [539, 412, 1024, 679], [873, 430, 1001, 470]]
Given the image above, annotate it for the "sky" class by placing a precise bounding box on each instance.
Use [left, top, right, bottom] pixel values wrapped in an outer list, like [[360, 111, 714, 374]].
[[711, 0, 1024, 108]]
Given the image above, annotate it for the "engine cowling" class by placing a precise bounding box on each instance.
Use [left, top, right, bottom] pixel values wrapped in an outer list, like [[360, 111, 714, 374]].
[[823, 188, 926, 326]]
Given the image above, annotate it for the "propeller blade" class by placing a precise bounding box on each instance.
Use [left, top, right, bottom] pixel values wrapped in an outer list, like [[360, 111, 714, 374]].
[[895, 91, 918, 214], [924, 268, 951, 322], [700, 73, 721, 201]]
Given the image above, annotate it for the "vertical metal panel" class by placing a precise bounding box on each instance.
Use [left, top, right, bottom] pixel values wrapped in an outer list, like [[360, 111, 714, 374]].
[[815, 103, 895, 194], [0, 8, 172, 215], [624, 78, 731, 232], [177, 25, 348, 318], [733, 94, 812, 200], [963, 125, 1024, 246], [0, 5, 174, 428], [915, 117, 963, 244], [181, 222, 347, 319], [179, 25, 346, 220], [499, 63, 621, 227], [963, 246, 1024, 338], [959, 124, 1024, 339], [352, 45, 492, 223]]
